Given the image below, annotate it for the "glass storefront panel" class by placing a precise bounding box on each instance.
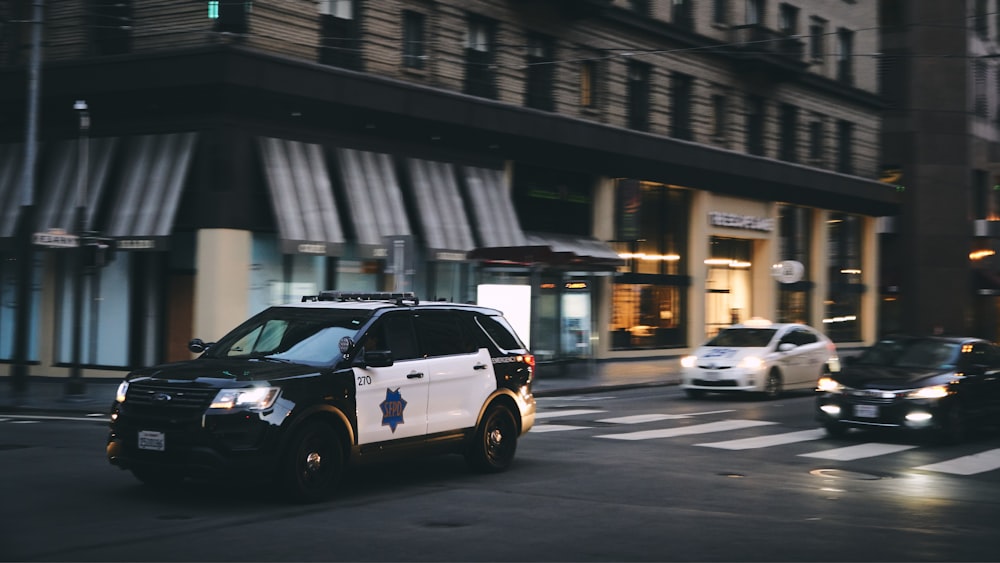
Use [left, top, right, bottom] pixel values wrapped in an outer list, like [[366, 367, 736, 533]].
[[0, 254, 40, 361], [610, 283, 683, 349], [705, 237, 752, 337], [57, 252, 130, 367], [776, 204, 812, 324], [826, 212, 863, 341]]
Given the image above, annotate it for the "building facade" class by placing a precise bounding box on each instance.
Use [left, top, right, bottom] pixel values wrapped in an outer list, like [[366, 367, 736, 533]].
[[0, 0, 898, 383]]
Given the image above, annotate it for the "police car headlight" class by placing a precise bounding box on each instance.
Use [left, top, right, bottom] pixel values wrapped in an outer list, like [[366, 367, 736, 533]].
[[115, 380, 129, 403], [210, 387, 280, 410], [680, 355, 697, 368], [739, 356, 764, 370]]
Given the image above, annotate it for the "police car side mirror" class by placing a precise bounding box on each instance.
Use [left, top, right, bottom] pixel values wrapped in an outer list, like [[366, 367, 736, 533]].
[[358, 350, 394, 368], [188, 338, 213, 354]]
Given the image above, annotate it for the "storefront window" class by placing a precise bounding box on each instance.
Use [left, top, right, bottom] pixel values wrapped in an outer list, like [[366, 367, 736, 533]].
[[57, 252, 130, 367], [705, 237, 752, 336], [776, 204, 812, 324], [1, 255, 41, 361], [610, 179, 689, 349], [826, 212, 863, 341]]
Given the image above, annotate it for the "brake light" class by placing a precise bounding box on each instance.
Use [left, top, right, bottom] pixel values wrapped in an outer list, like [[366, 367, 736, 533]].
[[518, 354, 535, 368]]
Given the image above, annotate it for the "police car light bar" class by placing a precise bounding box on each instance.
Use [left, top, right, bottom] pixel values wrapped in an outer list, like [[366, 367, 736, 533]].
[[302, 291, 420, 306]]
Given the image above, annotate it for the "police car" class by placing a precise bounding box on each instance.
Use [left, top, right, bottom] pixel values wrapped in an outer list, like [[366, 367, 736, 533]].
[[680, 319, 839, 399], [106, 291, 536, 502]]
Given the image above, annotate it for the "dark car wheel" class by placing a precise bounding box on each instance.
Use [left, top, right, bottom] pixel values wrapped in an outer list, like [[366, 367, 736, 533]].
[[131, 466, 183, 489], [823, 422, 848, 438], [761, 369, 783, 400], [280, 421, 344, 503], [936, 403, 968, 445], [467, 404, 518, 473]]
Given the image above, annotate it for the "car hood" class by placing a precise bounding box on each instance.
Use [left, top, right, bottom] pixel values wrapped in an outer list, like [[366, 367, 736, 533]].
[[692, 347, 770, 367], [835, 365, 955, 390], [127, 358, 323, 385]]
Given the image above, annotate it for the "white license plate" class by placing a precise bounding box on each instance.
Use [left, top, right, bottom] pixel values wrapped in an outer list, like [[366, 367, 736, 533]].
[[702, 371, 719, 381], [138, 430, 165, 451], [854, 405, 879, 418]]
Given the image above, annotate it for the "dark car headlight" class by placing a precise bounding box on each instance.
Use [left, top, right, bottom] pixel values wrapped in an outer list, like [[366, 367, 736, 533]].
[[905, 385, 949, 400], [816, 376, 843, 393]]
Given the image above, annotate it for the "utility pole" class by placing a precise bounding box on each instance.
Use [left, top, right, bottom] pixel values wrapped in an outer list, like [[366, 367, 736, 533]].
[[11, 0, 44, 400], [67, 100, 90, 397]]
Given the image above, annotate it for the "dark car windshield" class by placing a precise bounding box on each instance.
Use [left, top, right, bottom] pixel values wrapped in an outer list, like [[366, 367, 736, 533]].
[[203, 308, 370, 367], [858, 338, 960, 370], [706, 328, 777, 348]]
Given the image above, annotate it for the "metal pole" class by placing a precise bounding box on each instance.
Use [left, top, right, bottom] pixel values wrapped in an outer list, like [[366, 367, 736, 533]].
[[11, 0, 44, 400], [66, 100, 89, 397]]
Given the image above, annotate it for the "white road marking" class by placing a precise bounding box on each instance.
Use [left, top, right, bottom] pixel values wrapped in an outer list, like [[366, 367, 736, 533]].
[[596, 419, 775, 441], [534, 409, 606, 420], [530, 424, 590, 433], [916, 449, 1000, 475], [598, 414, 692, 424], [697, 428, 828, 450], [799, 443, 917, 461], [11, 420, 40, 424], [0, 414, 110, 423]]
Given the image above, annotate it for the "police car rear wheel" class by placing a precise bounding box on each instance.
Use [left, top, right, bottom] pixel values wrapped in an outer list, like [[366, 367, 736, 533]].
[[467, 404, 517, 473], [131, 466, 183, 489], [281, 421, 343, 503]]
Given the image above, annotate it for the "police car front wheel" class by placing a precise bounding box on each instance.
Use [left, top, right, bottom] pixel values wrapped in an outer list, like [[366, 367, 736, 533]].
[[467, 404, 518, 473], [281, 421, 344, 503]]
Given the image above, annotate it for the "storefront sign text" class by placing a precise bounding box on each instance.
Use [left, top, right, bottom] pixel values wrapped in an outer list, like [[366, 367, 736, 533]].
[[709, 211, 774, 232]]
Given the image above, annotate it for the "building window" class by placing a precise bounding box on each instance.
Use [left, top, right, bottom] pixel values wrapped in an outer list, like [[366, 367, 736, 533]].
[[713, 0, 728, 25], [975, 60, 988, 118], [746, 0, 763, 25], [777, 205, 813, 325], [672, 0, 693, 30], [836, 28, 854, 85], [975, 0, 988, 39], [319, 0, 361, 70], [629, 0, 651, 16], [836, 120, 853, 174], [525, 33, 555, 111], [809, 18, 826, 62], [779, 3, 799, 35], [92, 0, 132, 55], [580, 60, 599, 109], [610, 180, 689, 350], [711, 94, 727, 140], [627, 61, 651, 132], [826, 213, 863, 342], [211, 0, 250, 34], [402, 10, 425, 69], [809, 119, 824, 163], [670, 72, 694, 141], [746, 95, 765, 156], [464, 17, 497, 99], [779, 103, 798, 163]]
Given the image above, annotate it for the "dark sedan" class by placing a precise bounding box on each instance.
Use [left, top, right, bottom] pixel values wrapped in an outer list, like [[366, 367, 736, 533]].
[[815, 336, 1000, 443]]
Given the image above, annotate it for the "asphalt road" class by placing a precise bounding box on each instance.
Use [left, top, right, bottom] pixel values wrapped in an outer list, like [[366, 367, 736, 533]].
[[2, 387, 998, 562]]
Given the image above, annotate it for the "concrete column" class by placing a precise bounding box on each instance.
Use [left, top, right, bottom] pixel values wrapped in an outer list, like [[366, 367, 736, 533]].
[[194, 229, 252, 343], [688, 190, 709, 346], [811, 209, 830, 333], [592, 176, 616, 358], [861, 215, 879, 344]]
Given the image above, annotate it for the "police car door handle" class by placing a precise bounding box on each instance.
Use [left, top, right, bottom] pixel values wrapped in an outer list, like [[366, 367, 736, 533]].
[[474, 363, 488, 370], [406, 372, 424, 379]]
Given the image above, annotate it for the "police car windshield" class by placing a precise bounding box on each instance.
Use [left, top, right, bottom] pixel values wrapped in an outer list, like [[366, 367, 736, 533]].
[[205, 310, 368, 367], [706, 328, 777, 348]]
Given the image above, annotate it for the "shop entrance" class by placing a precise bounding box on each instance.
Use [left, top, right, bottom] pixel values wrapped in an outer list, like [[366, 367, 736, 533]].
[[705, 237, 753, 337]]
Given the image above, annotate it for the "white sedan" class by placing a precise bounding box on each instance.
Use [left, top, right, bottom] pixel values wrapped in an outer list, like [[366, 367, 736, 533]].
[[681, 320, 840, 399]]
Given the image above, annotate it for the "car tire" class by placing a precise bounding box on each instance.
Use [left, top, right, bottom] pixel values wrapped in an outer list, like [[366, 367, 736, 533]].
[[937, 403, 968, 445], [131, 466, 183, 488], [823, 422, 848, 438], [280, 421, 344, 503], [761, 369, 783, 400], [467, 404, 518, 473], [684, 389, 706, 399]]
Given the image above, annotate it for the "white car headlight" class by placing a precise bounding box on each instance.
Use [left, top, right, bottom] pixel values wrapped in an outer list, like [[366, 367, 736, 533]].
[[115, 380, 129, 403], [906, 385, 949, 400], [816, 376, 843, 393], [210, 387, 280, 410], [680, 355, 697, 368], [739, 356, 763, 370]]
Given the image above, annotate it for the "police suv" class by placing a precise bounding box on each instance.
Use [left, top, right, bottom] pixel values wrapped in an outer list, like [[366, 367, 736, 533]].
[[106, 292, 536, 502]]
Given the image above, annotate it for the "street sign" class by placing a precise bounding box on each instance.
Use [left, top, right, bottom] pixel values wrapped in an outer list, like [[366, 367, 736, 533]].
[[33, 231, 79, 248]]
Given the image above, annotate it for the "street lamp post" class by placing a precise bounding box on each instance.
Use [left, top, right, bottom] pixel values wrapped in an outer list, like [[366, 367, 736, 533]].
[[66, 100, 89, 397]]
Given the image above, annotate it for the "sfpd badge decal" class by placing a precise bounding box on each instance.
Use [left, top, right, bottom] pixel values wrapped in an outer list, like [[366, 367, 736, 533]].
[[380, 388, 407, 432]]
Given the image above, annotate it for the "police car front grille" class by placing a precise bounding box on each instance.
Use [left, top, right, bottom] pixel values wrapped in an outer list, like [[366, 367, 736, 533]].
[[126, 382, 215, 410]]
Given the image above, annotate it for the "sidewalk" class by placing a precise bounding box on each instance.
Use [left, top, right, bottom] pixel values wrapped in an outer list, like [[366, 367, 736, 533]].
[[0, 357, 682, 414]]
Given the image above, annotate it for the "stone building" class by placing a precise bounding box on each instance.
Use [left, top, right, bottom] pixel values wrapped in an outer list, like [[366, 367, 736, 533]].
[[0, 0, 897, 382]]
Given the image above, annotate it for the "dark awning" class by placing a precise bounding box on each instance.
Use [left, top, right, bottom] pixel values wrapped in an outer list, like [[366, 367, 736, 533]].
[[0, 143, 27, 250], [106, 132, 198, 251], [36, 137, 118, 234], [334, 147, 411, 258], [406, 158, 476, 260], [468, 231, 624, 271], [258, 137, 345, 256]]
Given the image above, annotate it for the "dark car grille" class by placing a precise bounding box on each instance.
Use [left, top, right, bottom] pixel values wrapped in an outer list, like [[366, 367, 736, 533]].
[[844, 388, 899, 404], [126, 381, 216, 411]]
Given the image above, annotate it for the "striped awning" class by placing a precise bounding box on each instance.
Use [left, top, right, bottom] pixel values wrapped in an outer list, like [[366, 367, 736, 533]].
[[406, 158, 476, 260], [106, 132, 198, 250], [462, 165, 527, 249], [258, 137, 345, 256], [335, 148, 411, 258], [36, 137, 118, 234], [0, 143, 27, 248]]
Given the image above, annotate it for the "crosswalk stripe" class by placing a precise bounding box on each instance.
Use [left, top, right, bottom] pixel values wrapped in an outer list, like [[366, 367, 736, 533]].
[[598, 414, 691, 424], [534, 409, 606, 420], [595, 419, 775, 441], [916, 449, 1000, 475], [799, 442, 917, 461], [530, 424, 590, 433], [697, 428, 827, 450]]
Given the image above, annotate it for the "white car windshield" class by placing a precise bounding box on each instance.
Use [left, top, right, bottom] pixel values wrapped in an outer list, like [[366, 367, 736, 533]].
[[706, 328, 777, 348]]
